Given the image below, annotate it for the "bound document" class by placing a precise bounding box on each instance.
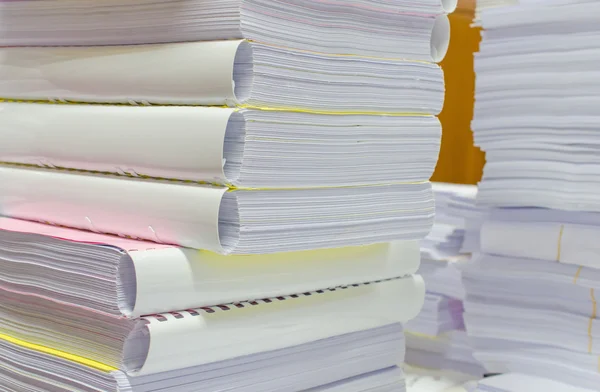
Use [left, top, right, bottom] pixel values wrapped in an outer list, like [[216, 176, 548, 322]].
[[1, 277, 423, 375], [0, 166, 435, 253], [1, 327, 408, 392], [0, 103, 442, 187], [0, 0, 456, 61], [0, 217, 421, 317], [0, 41, 445, 113]]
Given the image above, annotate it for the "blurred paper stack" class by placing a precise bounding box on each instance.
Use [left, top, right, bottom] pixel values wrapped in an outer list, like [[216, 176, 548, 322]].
[[405, 183, 485, 377], [471, 374, 595, 392], [0, 1, 456, 391], [465, 0, 600, 389]]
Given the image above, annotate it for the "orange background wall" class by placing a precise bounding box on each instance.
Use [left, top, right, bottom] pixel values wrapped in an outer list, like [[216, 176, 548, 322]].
[[430, 0, 485, 185]]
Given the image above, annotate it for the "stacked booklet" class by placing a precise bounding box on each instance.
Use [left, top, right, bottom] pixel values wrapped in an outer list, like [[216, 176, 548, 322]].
[[0, 1, 455, 391], [405, 183, 484, 377], [465, 0, 600, 390]]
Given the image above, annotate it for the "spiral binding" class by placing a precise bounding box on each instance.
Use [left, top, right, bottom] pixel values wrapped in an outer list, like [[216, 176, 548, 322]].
[[143, 277, 399, 323]]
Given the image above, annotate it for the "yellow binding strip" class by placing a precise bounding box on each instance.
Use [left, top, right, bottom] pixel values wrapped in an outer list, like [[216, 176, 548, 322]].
[[0, 99, 434, 117], [556, 224, 565, 262], [0, 332, 117, 373], [589, 288, 597, 354]]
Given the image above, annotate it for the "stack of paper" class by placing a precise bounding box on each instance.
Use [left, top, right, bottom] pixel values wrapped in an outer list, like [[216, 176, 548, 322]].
[[405, 183, 485, 377], [0, 1, 455, 391], [464, 1, 600, 390], [472, 374, 595, 392], [473, 0, 600, 211], [463, 210, 600, 389], [0, 0, 457, 60], [0, 225, 423, 392], [422, 183, 481, 260]]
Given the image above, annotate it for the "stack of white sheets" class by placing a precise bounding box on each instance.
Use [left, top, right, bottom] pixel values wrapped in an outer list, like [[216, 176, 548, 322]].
[[405, 183, 485, 377], [0, 0, 457, 60], [465, 1, 600, 390], [473, 0, 600, 211], [0, 1, 456, 391], [463, 210, 600, 389], [471, 374, 595, 392]]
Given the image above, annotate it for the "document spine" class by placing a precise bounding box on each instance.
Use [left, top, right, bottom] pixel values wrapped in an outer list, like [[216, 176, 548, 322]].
[[142, 277, 399, 322]]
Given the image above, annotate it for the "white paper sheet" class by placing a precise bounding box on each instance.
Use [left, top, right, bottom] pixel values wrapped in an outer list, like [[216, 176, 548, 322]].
[[0, 165, 435, 254], [0, 102, 443, 187]]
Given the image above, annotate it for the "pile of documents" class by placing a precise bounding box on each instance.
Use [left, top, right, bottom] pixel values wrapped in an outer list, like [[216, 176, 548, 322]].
[[470, 374, 595, 392], [405, 183, 485, 377], [465, 0, 600, 390], [463, 210, 600, 390], [472, 0, 600, 210], [0, 1, 455, 391]]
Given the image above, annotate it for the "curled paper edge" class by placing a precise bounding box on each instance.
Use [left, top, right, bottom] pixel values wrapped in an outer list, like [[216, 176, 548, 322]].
[[441, 0, 459, 14], [430, 14, 451, 63]]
